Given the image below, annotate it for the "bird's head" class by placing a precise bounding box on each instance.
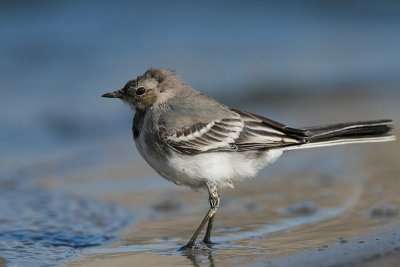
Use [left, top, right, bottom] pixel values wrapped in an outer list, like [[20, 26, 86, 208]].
[[102, 68, 186, 111]]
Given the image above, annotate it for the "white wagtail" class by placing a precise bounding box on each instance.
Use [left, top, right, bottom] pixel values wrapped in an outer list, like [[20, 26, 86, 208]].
[[102, 68, 395, 250]]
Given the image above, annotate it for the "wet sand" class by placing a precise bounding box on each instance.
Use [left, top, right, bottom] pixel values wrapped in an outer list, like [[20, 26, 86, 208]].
[[57, 94, 400, 267]]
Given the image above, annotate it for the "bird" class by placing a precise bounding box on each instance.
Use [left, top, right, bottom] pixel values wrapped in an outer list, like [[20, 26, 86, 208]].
[[102, 68, 395, 250]]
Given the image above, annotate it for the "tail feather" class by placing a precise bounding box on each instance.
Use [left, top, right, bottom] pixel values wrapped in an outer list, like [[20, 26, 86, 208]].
[[282, 119, 395, 151]]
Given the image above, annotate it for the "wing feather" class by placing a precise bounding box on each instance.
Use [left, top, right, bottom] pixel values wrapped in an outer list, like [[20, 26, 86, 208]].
[[164, 109, 308, 154]]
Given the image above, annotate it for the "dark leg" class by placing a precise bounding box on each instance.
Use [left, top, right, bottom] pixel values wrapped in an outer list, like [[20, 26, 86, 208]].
[[180, 181, 220, 250], [203, 212, 215, 245]]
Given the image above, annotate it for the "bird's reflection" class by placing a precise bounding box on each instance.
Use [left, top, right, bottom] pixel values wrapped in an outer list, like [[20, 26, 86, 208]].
[[183, 249, 215, 267]]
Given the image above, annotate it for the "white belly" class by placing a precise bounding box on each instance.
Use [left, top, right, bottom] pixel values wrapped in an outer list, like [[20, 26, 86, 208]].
[[136, 136, 283, 190]]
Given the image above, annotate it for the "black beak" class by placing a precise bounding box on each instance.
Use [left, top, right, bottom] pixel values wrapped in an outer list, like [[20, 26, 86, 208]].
[[102, 89, 123, 98]]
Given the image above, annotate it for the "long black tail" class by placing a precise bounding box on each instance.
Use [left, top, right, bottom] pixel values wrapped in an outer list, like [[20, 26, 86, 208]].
[[283, 120, 395, 151]]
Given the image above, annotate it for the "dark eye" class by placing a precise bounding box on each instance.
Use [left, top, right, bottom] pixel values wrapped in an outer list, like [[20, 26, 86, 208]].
[[136, 87, 146, 95]]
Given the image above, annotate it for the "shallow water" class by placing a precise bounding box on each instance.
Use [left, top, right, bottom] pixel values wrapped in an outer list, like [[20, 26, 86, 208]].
[[0, 170, 132, 266]]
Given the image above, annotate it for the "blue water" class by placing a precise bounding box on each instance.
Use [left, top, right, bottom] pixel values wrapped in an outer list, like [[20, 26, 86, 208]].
[[1, 1, 400, 266]]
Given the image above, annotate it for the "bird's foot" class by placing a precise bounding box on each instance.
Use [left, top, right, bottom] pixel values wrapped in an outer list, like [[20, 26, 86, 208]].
[[178, 240, 209, 251]]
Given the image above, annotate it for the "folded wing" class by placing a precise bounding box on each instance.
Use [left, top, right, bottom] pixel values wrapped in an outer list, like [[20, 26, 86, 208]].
[[164, 109, 308, 154]]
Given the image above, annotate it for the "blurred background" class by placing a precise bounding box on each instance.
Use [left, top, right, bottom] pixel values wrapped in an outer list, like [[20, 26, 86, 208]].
[[1, 0, 400, 158], [1, 1, 399, 266]]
